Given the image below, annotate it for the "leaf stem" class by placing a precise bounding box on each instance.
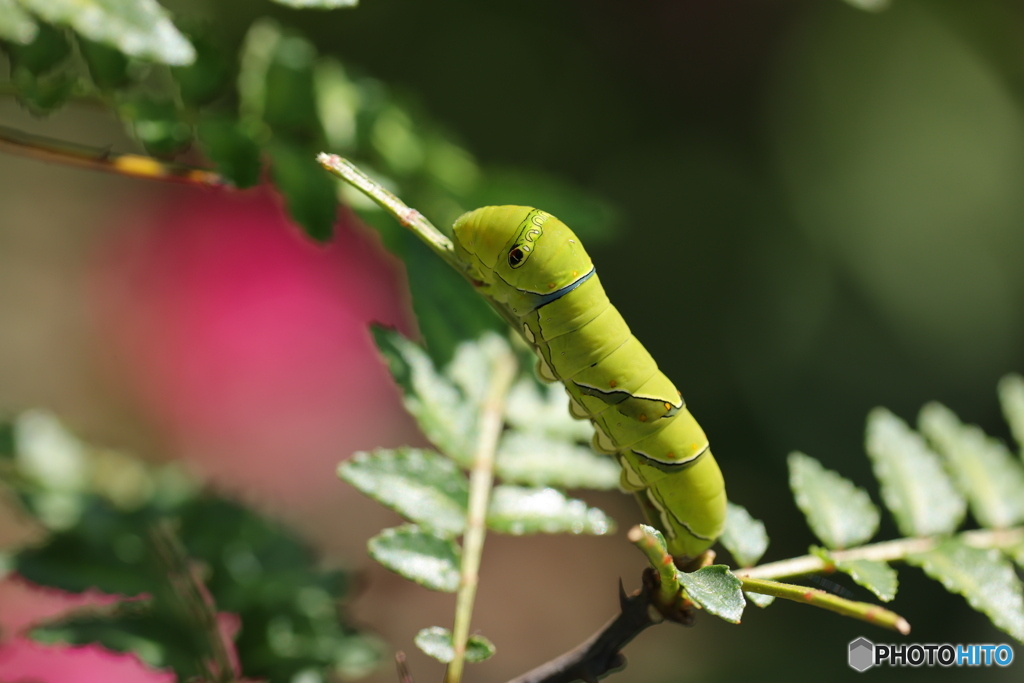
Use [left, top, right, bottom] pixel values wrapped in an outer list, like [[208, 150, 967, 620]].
[[0, 124, 224, 186], [627, 526, 680, 607], [317, 153, 461, 270], [736, 526, 1024, 581], [740, 577, 911, 635], [445, 347, 518, 683]]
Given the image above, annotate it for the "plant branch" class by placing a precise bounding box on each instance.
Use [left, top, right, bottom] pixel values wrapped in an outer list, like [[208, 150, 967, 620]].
[[316, 153, 462, 271], [0, 124, 224, 186], [505, 577, 661, 683], [740, 577, 910, 635], [736, 526, 1024, 581], [445, 348, 518, 683]]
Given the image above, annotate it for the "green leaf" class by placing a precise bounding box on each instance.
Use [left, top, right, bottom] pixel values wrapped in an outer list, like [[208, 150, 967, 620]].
[[262, 33, 321, 140], [338, 448, 468, 537], [495, 431, 619, 490], [787, 452, 880, 549], [371, 329, 516, 465], [372, 326, 475, 461], [1007, 543, 1024, 571], [402, 233, 503, 368], [745, 592, 775, 608], [865, 407, 966, 537], [119, 97, 192, 157], [486, 486, 614, 536], [414, 626, 495, 664], [834, 559, 898, 602], [720, 502, 769, 568], [919, 402, 1024, 529], [10, 64, 77, 114], [366, 525, 461, 592], [171, 35, 230, 107], [0, 0, 38, 44], [998, 374, 1024, 457], [270, 0, 358, 7], [5, 24, 75, 115], [907, 539, 1024, 642], [5, 22, 70, 73], [676, 565, 745, 624], [813, 546, 898, 602], [504, 377, 595, 443], [17, 0, 195, 65], [267, 139, 337, 241], [77, 37, 129, 90], [196, 115, 262, 189]]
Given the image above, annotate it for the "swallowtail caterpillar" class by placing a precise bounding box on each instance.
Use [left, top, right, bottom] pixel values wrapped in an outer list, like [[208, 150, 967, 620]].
[[452, 206, 727, 559]]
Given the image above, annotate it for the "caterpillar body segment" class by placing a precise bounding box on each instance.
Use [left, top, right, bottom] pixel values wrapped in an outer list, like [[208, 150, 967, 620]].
[[451, 206, 726, 559]]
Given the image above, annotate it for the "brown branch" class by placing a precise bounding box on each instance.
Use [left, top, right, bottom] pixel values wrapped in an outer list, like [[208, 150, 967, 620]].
[[0, 124, 225, 187], [506, 571, 692, 683]]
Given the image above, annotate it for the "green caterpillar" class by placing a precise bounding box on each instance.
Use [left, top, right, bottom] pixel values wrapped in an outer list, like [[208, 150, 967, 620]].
[[452, 205, 726, 559]]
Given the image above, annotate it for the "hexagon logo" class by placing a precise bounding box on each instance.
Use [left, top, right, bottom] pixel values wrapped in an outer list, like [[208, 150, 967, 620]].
[[849, 637, 875, 672]]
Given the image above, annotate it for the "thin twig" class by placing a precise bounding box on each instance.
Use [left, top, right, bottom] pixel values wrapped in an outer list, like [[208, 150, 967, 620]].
[[736, 526, 1024, 580], [445, 348, 518, 683], [316, 153, 460, 269], [740, 577, 911, 635], [0, 124, 224, 186]]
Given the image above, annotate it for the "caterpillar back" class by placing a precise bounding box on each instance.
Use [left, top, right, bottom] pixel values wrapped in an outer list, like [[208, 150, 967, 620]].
[[453, 206, 727, 559]]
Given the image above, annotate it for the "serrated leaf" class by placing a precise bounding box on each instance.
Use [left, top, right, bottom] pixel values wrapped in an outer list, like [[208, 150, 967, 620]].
[[919, 402, 1024, 529], [788, 452, 880, 549], [267, 139, 337, 241], [196, 115, 262, 189], [745, 592, 775, 608], [907, 539, 1024, 642], [486, 486, 614, 536], [676, 565, 745, 624], [495, 431, 619, 490], [720, 502, 769, 567], [338, 448, 468, 536], [414, 626, 495, 664], [17, 0, 195, 66], [0, 0, 38, 44], [367, 525, 461, 592], [372, 327, 475, 462], [834, 559, 898, 602], [999, 374, 1024, 457], [865, 408, 966, 537], [504, 378, 595, 443]]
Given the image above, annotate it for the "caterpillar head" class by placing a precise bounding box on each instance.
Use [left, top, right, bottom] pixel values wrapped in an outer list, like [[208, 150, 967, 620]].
[[452, 206, 592, 309]]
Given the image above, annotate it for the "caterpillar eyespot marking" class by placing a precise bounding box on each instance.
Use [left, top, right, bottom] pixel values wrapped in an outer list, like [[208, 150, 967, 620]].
[[452, 206, 726, 559]]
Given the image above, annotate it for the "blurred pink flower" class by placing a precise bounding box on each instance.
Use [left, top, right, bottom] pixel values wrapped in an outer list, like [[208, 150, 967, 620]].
[[91, 187, 423, 510], [0, 639, 175, 683]]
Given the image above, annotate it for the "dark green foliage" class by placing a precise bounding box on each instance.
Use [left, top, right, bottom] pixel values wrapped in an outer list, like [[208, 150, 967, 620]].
[[77, 38, 129, 91], [196, 115, 262, 188], [268, 139, 337, 242], [3, 414, 380, 682]]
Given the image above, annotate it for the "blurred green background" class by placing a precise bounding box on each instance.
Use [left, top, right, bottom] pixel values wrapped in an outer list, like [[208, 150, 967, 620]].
[[2, 0, 1024, 681]]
